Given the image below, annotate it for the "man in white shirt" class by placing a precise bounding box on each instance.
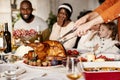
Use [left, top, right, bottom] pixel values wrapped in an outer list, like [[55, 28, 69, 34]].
[[14, 0, 50, 41]]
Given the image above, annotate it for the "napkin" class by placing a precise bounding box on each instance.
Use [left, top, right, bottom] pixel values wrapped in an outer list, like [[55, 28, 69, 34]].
[[15, 45, 33, 57]]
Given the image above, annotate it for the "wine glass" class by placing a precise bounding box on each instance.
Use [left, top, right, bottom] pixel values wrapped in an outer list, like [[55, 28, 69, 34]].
[[0, 31, 7, 63], [66, 56, 82, 80], [37, 31, 43, 42]]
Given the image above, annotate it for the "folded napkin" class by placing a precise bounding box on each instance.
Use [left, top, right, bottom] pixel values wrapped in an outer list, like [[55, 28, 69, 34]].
[[15, 45, 33, 57]]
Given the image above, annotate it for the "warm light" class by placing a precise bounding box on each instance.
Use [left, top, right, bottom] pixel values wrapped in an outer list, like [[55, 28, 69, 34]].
[[86, 53, 95, 62]]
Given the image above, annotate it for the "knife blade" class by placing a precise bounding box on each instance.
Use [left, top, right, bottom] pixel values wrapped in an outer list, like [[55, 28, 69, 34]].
[[57, 28, 77, 40]]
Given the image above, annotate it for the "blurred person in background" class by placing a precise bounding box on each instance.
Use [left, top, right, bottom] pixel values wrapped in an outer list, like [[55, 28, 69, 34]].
[[49, 3, 77, 49]]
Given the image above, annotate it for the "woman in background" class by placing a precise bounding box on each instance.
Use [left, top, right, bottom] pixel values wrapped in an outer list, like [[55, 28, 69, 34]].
[[49, 3, 77, 49]]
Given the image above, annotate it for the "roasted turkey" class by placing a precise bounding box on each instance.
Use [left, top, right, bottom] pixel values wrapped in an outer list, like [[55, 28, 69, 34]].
[[23, 40, 66, 61]]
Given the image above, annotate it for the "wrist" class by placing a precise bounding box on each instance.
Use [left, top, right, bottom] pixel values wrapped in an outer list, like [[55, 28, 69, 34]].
[[88, 16, 104, 27], [88, 12, 99, 20]]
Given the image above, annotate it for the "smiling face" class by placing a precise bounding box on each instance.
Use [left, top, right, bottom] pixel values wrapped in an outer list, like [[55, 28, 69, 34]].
[[98, 24, 112, 39], [20, 1, 33, 23]]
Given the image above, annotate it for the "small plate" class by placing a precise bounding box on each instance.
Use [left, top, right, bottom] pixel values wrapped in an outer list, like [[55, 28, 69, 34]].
[[0, 64, 18, 73]]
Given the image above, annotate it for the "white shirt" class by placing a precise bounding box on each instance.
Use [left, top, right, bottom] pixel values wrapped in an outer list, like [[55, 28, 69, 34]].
[[49, 22, 77, 49], [14, 16, 48, 32], [77, 31, 120, 54]]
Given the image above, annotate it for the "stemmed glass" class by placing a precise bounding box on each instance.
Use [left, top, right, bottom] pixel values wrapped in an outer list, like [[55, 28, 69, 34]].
[[66, 56, 82, 80], [36, 25, 43, 42], [37, 31, 43, 42], [0, 31, 6, 63]]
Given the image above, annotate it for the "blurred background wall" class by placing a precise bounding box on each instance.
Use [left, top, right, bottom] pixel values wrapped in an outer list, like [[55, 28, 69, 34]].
[[15, 0, 100, 21], [0, 0, 100, 32]]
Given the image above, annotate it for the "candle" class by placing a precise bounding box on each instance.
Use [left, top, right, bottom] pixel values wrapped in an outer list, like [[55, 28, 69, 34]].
[[86, 53, 95, 62], [36, 25, 40, 32]]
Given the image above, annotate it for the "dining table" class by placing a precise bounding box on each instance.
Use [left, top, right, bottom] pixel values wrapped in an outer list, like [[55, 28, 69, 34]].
[[0, 60, 85, 80], [1, 54, 120, 80], [1, 43, 120, 80]]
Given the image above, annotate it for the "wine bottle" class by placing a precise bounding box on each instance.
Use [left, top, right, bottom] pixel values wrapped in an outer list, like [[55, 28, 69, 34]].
[[3, 23, 12, 53]]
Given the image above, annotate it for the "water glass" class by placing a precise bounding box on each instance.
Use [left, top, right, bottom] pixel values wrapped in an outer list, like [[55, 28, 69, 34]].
[[66, 56, 82, 80]]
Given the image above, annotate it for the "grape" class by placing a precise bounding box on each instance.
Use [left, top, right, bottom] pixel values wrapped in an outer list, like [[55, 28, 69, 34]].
[[51, 59, 58, 66]]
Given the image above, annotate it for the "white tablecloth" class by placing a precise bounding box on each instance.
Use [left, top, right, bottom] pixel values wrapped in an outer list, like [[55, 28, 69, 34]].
[[0, 61, 84, 80]]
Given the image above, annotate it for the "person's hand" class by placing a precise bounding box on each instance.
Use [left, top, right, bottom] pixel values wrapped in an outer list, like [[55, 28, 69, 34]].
[[93, 44, 99, 52], [74, 15, 103, 37], [73, 12, 100, 36], [72, 15, 90, 37], [74, 15, 89, 29], [74, 12, 98, 29], [73, 13, 93, 36], [75, 22, 92, 36], [57, 16, 65, 26]]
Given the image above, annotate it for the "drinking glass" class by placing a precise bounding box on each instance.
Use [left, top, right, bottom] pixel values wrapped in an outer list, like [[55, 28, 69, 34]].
[[0, 31, 6, 63], [0, 46, 5, 63], [5, 53, 18, 80], [37, 31, 43, 42], [66, 56, 82, 80]]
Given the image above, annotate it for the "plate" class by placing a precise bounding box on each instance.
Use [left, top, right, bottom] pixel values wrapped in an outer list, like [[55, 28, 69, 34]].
[[23, 62, 64, 69], [0, 64, 18, 73]]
